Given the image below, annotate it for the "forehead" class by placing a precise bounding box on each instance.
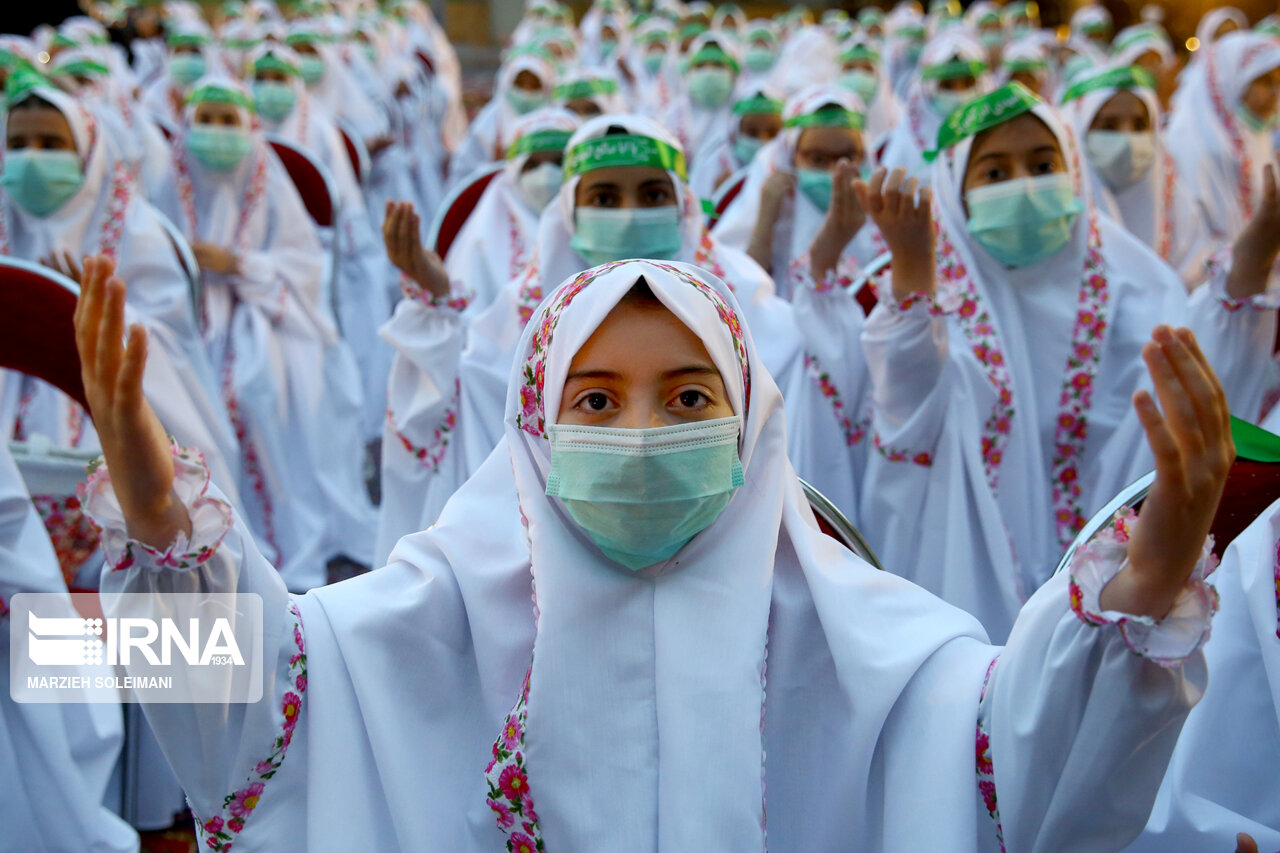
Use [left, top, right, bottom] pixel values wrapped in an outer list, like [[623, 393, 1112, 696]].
[[967, 112, 1060, 162], [578, 164, 673, 188], [192, 100, 243, 122], [796, 125, 862, 153], [1097, 89, 1148, 117], [6, 101, 73, 135]]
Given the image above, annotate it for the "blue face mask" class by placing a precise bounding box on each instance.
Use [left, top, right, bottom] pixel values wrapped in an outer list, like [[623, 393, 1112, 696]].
[[643, 52, 665, 73], [252, 80, 297, 121], [688, 66, 735, 108], [298, 56, 325, 85], [186, 125, 253, 172], [169, 53, 207, 86], [732, 134, 764, 165], [797, 167, 833, 211], [965, 172, 1084, 268], [506, 87, 548, 114], [0, 149, 84, 217], [1238, 103, 1280, 133], [838, 69, 878, 104], [744, 46, 775, 72], [545, 416, 745, 570], [571, 204, 683, 266]]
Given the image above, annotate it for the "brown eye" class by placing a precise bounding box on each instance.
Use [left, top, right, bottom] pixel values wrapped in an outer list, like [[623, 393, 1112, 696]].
[[678, 390, 705, 407], [585, 393, 609, 410]]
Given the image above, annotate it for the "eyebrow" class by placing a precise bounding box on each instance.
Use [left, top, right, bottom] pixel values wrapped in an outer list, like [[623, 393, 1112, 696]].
[[564, 366, 720, 382], [565, 369, 622, 381]]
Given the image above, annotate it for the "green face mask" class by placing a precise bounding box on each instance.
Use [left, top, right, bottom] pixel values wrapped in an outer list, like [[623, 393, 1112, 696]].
[[571, 204, 683, 266], [733, 134, 764, 165], [965, 172, 1083, 268], [298, 56, 325, 85], [600, 39, 619, 58], [838, 69, 878, 104], [744, 46, 774, 72], [796, 167, 833, 211], [545, 416, 745, 570], [362, 43, 376, 63], [252, 81, 298, 122], [643, 52, 665, 73], [0, 149, 84, 217], [506, 87, 548, 114], [1238, 103, 1280, 133], [169, 53, 207, 86], [186, 125, 253, 172], [688, 66, 734, 108], [980, 30, 1004, 48]]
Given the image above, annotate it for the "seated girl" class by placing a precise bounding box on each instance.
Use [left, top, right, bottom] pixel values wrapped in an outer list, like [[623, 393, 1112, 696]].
[[686, 84, 784, 203]]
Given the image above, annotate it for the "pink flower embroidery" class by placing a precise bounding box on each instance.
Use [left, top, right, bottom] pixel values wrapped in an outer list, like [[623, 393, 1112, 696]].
[[228, 782, 264, 818], [499, 765, 529, 800], [203, 817, 224, 834], [281, 692, 301, 732], [488, 798, 515, 829], [509, 832, 537, 853], [501, 717, 522, 751]]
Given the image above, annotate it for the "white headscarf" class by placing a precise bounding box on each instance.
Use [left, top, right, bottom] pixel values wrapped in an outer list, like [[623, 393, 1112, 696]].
[[552, 67, 625, 117], [1196, 7, 1250, 49], [664, 31, 742, 164]]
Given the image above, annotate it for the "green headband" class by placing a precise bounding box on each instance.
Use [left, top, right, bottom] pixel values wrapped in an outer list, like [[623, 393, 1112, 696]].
[[898, 25, 926, 39], [925, 81, 1042, 162], [1113, 28, 1164, 51], [254, 52, 300, 76], [186, 84, 255, 112], [224, 37, 261, 49], [732, 92, 783, 116], [783, 105, 865, 130], [840, 44, 881, 64], [637, 30, 671, 45], [52, 33, 81, 49], [1258, 20, 1280, 37], [168, 32, 210, 48], [506, 128, 573, 159], [745, 28, 776, 44], [920, 58, 986, 81], [554, 77, 618, 100], [52, 58, 110, 78], [1079, 19, 1111, 35], [679, 22, 709, 39], [564, 133, 687, 180], [285, 32, 322, 47], [1060, 65, 1155, 103], [689, 43, 738, 72], [858, 8, 885, 24], [5, 69, 49, 104], [1003, 56, 1049, 73]]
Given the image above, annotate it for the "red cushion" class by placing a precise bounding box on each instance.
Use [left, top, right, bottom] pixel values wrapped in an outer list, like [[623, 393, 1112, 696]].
[[435, 169, 502, 260], [268, 140, 334, 227], [855, 279, 879, 316], [338, 127, 363, 184], [0, 261, 88, 411], [1209, 459, 1280, 559], [713, 176, 747, 221]]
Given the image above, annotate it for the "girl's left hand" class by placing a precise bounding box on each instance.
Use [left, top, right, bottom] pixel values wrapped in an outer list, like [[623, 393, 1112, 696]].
[[191, 242, 241, 275], [1101, 326, 1234, 619], [41, 250, 83, 285]]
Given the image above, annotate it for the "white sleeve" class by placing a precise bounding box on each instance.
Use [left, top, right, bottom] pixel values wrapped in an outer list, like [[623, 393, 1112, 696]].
[[862, 291, 951, 457]]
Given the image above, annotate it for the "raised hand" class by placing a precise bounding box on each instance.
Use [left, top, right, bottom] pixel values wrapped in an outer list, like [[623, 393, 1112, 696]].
[[809, 158, 867, 282], [1100, 326, 1234, 618], [41, 249, 83, 285], [191, 241, 241, 275], [746, 170, 795, 272], [1228, 161, 1280, 300], [382, 200, 450, 299], [852, 166, 935, 303], [1234, 832, 1258, 853], [74, 255, 191, 548]]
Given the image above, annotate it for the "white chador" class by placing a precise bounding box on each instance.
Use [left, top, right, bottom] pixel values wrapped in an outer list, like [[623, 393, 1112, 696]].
[[1125, 487, 1280, 851], [376, 115, 800, 565], [152, 75, 374, 589], [85, 259, 1215, 852], [0, 442, 137, 853], [857, 93, 1270, 643], [449, 53, 558, 188]]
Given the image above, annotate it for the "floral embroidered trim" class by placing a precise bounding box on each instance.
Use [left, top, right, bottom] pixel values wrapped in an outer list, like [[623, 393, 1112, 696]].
[[387, 378, 460, 472], [1067, 507, 1220, 667], [197, 600, 307, 852], [507, 206, 527, 281], [78, 441, 234, 573], [397, 273, 471, 312], [515, 258, 543, 329], [653, 261, 752, 410], [882, 289, 942, 316], [219, 330, 280, 561], [32, 494, 101, 586], [1207, 46, 1256, 221], [872, 431, 933, 466], [692, 224, 729, 284], [486, 664, 545, 852], [173, 141, 269, 257], [1049, 216, 1109, 550], [975, 656, 1006, 853], [1157, 150, 1175, 262], [803, 353, 867, 447], [1202, 248, 1280, 312], [789, 251, 855, 294]]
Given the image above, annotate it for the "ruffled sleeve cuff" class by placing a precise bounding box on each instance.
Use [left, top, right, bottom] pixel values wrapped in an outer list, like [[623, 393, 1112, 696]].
[[790, 251, 861, 294], [77, 442, 234, 574], [1203, 248, 1280, 311], [881, 290, 944, 318], [1068, 508, 1220, 668], [398, 273, 471, 312]]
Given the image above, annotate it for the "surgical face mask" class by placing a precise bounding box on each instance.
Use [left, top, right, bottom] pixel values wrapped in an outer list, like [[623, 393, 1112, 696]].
[[1238, 103, 1280, 133], [169, 53, 206, 86], [545, 416, 745, 570], [506, 87, 547, 114], [980, 30, 1003, 48], [298, 56, 325, 85], [517, 161, 563, 210], [797, 167, 833, 211], [965, 172, 1084, 268], [688, 66, 734, 108], [0, 149, 84, 217], [571, 204, 682, 266], [643, 52, 665, 73], [362, 43, 376, 63], [1085, 130, 1155, 190], [600, 38, 619, 58], [252, 80, 298, 122], [733, 134, 764, 165], [838, 69, 878, 104], [931, 88, 975, 118], [744, 45, 774, 72], [905, 43, 924, 63], [186, 125, 252, 172]]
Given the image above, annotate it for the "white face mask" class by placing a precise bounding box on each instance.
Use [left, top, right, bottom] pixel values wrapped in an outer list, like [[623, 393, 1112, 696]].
[[1084, 130, 1156, 190], [517, 161, 563, 211], [931, 87, 977, 119]]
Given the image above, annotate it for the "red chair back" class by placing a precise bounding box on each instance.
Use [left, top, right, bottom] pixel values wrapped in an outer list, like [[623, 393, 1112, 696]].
[[338, 124, 369, 185], [429, 164, 504, 261], [0, 258, 88, 411], [268, 138, 336, 227], [711, 173, 748, 226], [1208, 459, 1280, 559]]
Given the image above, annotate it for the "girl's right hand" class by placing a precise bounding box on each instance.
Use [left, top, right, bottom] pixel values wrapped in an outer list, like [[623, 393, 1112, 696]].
[[853, 166, 936, 303], [75, 256, 191, 548]]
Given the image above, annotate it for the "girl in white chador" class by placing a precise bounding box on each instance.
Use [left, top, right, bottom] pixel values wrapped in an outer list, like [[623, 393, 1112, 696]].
[[661, 32, 741, 168], [686, 84, 784, 203], [853, 83, 1277, 642], [375, 114, 798, 566], [449, 52, 558, 187], [75, 243, 1229, 851]]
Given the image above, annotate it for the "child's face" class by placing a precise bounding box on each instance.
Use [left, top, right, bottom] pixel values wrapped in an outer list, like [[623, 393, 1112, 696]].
[[557, 297, 733, 429], [794, 126, 863, 172], [566, 97, 602, 118], [1009, 70, 1044, 97], [1243, 66, 1280, 122], [5, 104, 77, 153], [738, 112, 782, 142], [962, 112, 1066, 196], [193, 101, 244, 128], [574, 165, 676, 209], [1089, 90, 1151, 133], [513, 69, 544, 92], [520, 150, 563, 173]]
